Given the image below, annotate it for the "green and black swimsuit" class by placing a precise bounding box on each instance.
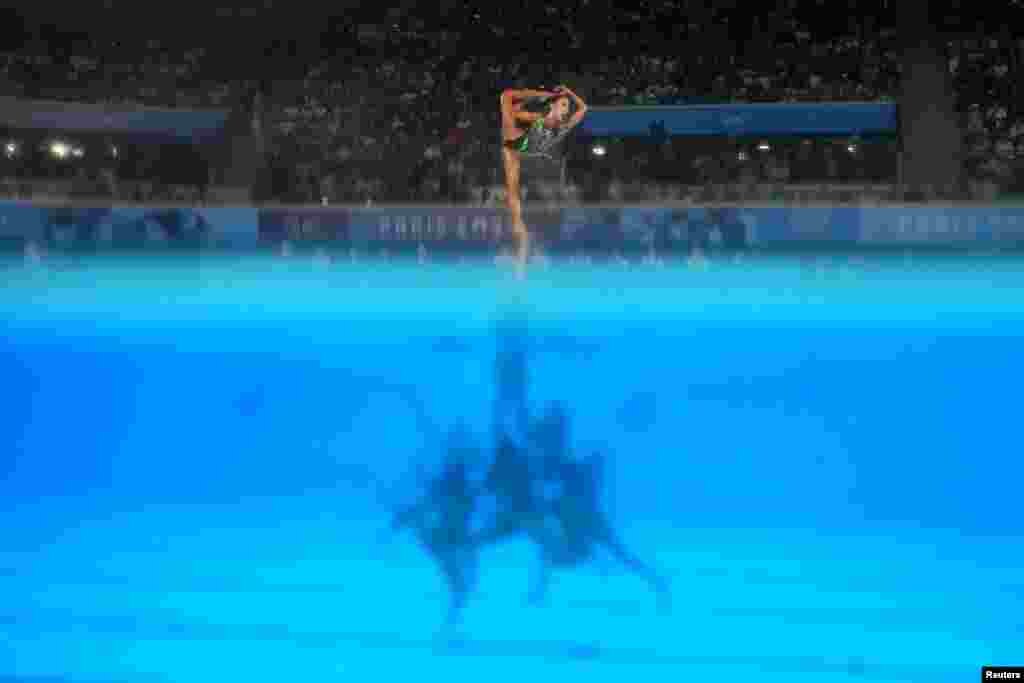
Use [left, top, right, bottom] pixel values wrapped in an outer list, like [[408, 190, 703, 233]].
[[504, 119, 571, 158]]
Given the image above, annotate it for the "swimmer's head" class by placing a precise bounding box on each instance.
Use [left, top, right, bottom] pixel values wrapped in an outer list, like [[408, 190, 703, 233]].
[[545, 95, 571, 125]]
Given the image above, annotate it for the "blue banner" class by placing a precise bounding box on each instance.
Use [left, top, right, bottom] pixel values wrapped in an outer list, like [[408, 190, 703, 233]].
[[555, 207, 692, 255], [553, 207, 857, 255], [0, 201, 258, 251], [6, 202, 1024, 258], [581, 103, 899, 138], [346, 207, 519, 253], [744, 207, 860, 244], [554, 206, 1024, 253], [856, 207, 1024, 244], [258, 205, 1024, 257], [258, 208, 351, 246]]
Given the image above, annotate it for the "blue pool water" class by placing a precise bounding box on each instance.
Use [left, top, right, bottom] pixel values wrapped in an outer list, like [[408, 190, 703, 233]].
[[1, 256, 1022, 682]]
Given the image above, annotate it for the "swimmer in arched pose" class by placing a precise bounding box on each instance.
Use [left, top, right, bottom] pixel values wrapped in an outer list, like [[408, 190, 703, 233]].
[[500, 85, 588, 269], [527, 446, 672, 614]]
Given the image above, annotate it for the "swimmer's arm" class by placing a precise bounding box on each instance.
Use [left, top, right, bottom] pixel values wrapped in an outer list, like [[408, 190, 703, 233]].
[[501, 89, 557, 103], [558, 86, 589, 129], [500, 89, 550, 125]]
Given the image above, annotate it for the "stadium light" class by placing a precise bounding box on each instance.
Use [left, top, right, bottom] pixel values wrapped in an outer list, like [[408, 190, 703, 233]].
[[49, 141, 70, 159], [757, 141, 771, 152], [3, 141, 17, 159], [737, 150, 749, 162], [591, 142, 607, 157]]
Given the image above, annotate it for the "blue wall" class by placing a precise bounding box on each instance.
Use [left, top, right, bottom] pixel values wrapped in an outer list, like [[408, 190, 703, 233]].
[[580, 103, 899, 137]]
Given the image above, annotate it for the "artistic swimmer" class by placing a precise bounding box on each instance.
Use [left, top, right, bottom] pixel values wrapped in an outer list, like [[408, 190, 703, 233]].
[[499, 85, 588, 269]]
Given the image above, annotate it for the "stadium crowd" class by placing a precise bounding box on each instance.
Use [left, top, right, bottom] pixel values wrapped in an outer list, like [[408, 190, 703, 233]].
[[0, 1, 1022, 202]]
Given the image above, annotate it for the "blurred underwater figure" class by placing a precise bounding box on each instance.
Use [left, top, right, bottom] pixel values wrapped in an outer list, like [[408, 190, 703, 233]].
[[393, 411, 670, 630], [390, 424, 483, 632], [390, 314, 669, 631]]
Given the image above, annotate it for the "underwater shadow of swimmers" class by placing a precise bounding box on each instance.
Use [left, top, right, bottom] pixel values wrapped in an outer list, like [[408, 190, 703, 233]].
[[475, 404, 671, 616], [393, 404, 672, 632]]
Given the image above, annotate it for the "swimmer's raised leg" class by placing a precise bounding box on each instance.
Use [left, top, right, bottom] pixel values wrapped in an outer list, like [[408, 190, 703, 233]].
[[528, 551, 553, 606], [598, 524, 672, 614], [437, 546, 478, 631]]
